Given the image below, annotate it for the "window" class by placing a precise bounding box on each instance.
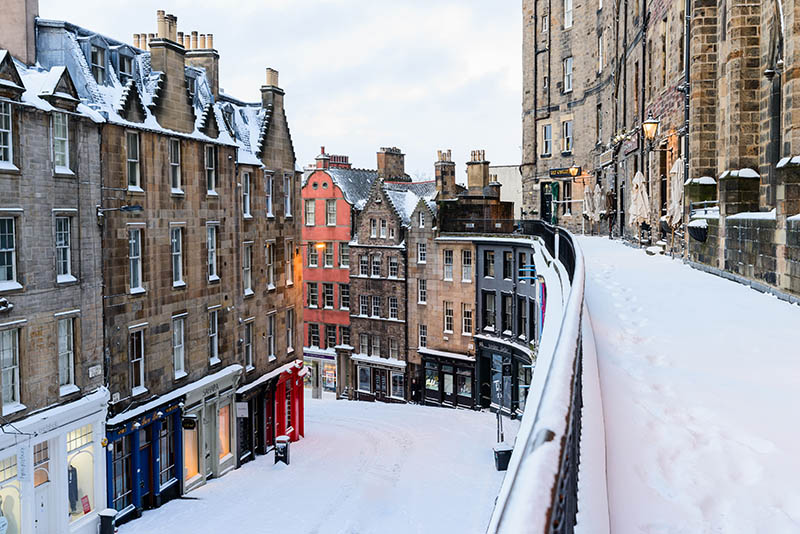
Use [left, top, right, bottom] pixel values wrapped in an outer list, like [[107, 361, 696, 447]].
[[169, 138, 181, 191], [170, 227, 183, 286], [389, 339, 399, 359], [389, 296, 398, 319], [597, 104, 603, 144], [308, 243, 319, 267], [53, 112, 69, 170], [112, 436, 132, 511], [359, 255, 368, 276], [417, 243, 427, 263], [563, 120, 573, 153], [58, 318, 75, 388], [243, 243, 253, 295], [443, 250, 453, 280], [323, 283, 334, 309], [0, 102, 12, 163], [91, 45, 105, 83], [205, 145, 216, 193], [371, 296, 381, 317], [503, 251, 513, 279], [389, 227, 395, 239], [444, 301, 454, 333], [418, 324, 427, 348], [67, 424, 95, 522], [518, 297, 528, 340], [564, 181, 573, 214], [285, 240, 294, 285], [371, 255, 381, 277], [371, 336, 380, 356], [309, 324, 320, 347], [265, 173, 274, 216], [339, 283, 350, 310], [483, 292, 496, 330], [128, 228, 142, 291], [55, 217, 72, 280], [359, 295, 369, 316], [380, 219, 387, 238], [518, 252, 528, 283], [266, 242, 275, 288], [484, 250, 495, 277], [326, 325, 337, 349], [389, 256, 398, 278], [207, 225, 218, 281], [564, 0, 573, 28], [339, 243, 350, 267], [120, 55, 133, 79], [326, 200, 336, 226], [285, 387, 291, 431], [242, 172, 251, 216], [425, 362, 438, 392], [340, 326, 351, 346], [159, 416, 175, 486], [597, 32, 604, 74], [418, 279, 427, 304], [0, 329, 19, 406], [502, 294, 513, 334], [563, 57, 573, 93], [209, 310, 219, 364], [542, 14, 549, 32], [218, 405, 231, 459], [391, 372, 404, 398], [173, 317, 185, 377], [543, 124, 552, 156], [305, 200, 315, 226], [358, 366, 371, 392], [126, 132, 140, 189], [457, 369, 472, 398], [34, 441, 50, 487], [419, 212, 425, 228], [267, 314, 275, 360], [462, 304, 473, 335], [129, 329, 145, 392], [324, 242, 334, 267], [370, 219, 377, 238], [359, 333, 369, 354], [462, 250, 473, 281], [307, 282, 318, 308], [284, 174, 293, 217], [243, 322, 253, 368], [286, 309, 294, 352]]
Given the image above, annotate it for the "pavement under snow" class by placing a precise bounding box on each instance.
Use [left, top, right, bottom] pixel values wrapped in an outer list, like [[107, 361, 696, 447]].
[[580, 236, 800, 533], [120, 395, 517, 534]]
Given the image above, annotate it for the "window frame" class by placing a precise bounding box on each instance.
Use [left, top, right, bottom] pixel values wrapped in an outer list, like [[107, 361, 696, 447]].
[[265, 172, 274, 217], [418, 324, 427, 348], [339, 243, 350, 268], [169, 138, 181, 192], [462, 303, 473, 336], [242, 242, 253, 296], [305, 199, 315, 226], [58, 317, 75, 389], [53, 112, 70, 171], [55, 216, 73, 281], [563, 57, 573, 93], [207, 224, 219, 282], [284, 173, 293, 217], [0, 102, 13, 164], [129, 329, 145, 393], [242, 171, 251, 217], [326, 199, 336, 226], [266, 241, 275, 289], [286, 308, 295, 352], [170, 226, 183, 287], [389, 296, 398, 320], [307, 282, 318, 308], [126, 131, 140, 190], [462, 250, 473, 282], [205, 145, 217, 194], [243, 321, 253, 370], [128, 227, 143, 292], [443, 249, 453, 281], [563, 120, 574, 153], [418, 279, 427, 304], [543, 124, 553, 156], [417, 242, 427, 264], [90, 45, 106, 84], [172, 316, 186, 378], [444, 301, 454, 333], [339, 283, 350, 310], [564, 0, 573, 28], [0, 328, 19, 407], [267, 313, 276, 361], [209, 309, 219, 364]]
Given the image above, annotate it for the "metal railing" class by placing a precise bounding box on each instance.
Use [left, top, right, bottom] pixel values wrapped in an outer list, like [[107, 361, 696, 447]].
[[488, 220, 592, 534]]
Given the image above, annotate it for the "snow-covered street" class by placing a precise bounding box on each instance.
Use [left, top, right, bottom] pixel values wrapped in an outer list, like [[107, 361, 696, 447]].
[[119, 396, 516, 534], [580, 236, 800, 533]]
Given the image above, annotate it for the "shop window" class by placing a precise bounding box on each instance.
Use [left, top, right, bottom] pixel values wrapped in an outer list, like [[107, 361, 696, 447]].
[[159, 416, 176, 486], [67, 424, 94, 522], [391, 372, 404, 399], [443, 365, 454, 397], [34, 441, 50, 487], [491, 354, 512, 409], [457, 369, 472, 398], [218, 405, 231, 460], [111, 436, 132, 511], [0, 455, 20, 534], [518, 364, 533, 411], [183, 425, 199, 483], [358, 366, 371, 393], [285, 386, 292, 429], [425, 363, 439, 392]]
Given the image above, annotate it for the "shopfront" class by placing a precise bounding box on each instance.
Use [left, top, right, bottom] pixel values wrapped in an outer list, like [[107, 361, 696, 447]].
[[105, 399, 183, 523], [350, 353, 407, 403], [303, 347, 337, 397], [476, 338, 534, 417], [418, 348, 476, 409], [0, 388, 109, 534]]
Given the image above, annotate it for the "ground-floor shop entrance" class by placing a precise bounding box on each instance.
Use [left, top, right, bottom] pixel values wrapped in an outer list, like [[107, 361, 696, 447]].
[[418, 348, 476, 409]]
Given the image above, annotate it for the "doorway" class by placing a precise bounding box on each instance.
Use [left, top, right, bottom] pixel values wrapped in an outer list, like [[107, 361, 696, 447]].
[[374, 369, 388, 401], [541, 183, 553, 223], [138, 428, 153, 508], [202, 401, 216, 479], [442, 365, 455, 406]]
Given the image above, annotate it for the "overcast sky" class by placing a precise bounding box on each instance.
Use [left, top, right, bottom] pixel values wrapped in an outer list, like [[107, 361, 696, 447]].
[[40, 0, 521, 179]]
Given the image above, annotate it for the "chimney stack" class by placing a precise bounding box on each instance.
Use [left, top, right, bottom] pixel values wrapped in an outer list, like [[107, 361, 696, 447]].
[[260, 67, 284, 111], [316, 146, 331, 170], [191, 31, 198, 49], [156, 10, 167, 38], [199, 34, 206, 49], [435, 149, 456, 199], [133, 34, 141, 49], [466, 149, 490, 192], [148, 10, 193, 132], [377, 147, 408, 181], [0, 0, 38, 65], [185, 28, 220, 98], [266, 68, 279, 87], [207, 34, 214, 49]]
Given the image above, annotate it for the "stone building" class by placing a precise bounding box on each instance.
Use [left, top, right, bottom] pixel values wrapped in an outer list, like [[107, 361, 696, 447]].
[[0, 45, 108, 534], [301, 148, 375, 398]]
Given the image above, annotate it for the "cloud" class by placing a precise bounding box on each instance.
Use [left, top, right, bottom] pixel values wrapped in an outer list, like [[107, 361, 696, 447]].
[[39, 0, 521, 176]]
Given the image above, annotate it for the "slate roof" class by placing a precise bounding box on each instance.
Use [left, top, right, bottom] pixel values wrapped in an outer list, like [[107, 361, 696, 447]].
[[324, 168, 379, 210], [383, 180, 437, 227]]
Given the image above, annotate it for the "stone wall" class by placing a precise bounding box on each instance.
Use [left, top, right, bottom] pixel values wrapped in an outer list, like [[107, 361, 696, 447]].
[[724, 215, 777, 285]]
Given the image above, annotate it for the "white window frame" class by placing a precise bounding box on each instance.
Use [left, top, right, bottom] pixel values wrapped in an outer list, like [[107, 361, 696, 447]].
[[53, 112, 69, 172], [443, 249, 453, 281], [172, 316, 186, 378], [389, 296, 398, 320], [359, 255, 368, 276], [128, 227, 143, 293], [243, 321, 253, 370], [326, 199, 336, 226], [462, 250, 473, 282], [598, 32, 604, 74], [286, 308, 295, 353], [388, 256, 398, 278], [91, 45, 105, 83], [209, 309, 220, 365], [55, 216, 73, 282], [380, 219, 387, 238], [126, 131, 140, 190], [0, 102, 12, 164], [389, 339, 399, 360], [207, 224, 219, 282], [58, 317, 75, 391], [418, 279, 427, 304], [0, 218, 17, 290], [371, 254, 380, 277], [309, 324, 320, 348], [417, 243, 427, 264], [371, 296, 381, 318], [563, 120, 574, 153], [543, 124, 553, 155], [418, 324, 427, 348], [308, 243, 319, 268], [462, 304, 473, 336], [242, 172, 251, 217], [205, 145, 217, 194], [371, 335, 380, 357], [305, 199, 315, 226], [339, 283, 350, 310], [266, 241, 275, 289], [339, 243, 350, 267], [444, 301, 454, 333], [359, 295, 369, 316], [563, 57, 573, 93], [418, 212, 425, 228], [129, 328, 145, 394], [323, 283, 334, 309], [390, 371, 404, 398], [359, 334, 369, 354], [169, 138, 181, 192], [564, 0, 573, 28], [243, 242, 253, 296], [324, 242, 334, 268], [170, 226, 183, 287], [265, 172, 274, 217], [542, 14, 549, 33], [308, 282, 318, 308], [0, 329, 20, 408], [370, 219, 377, 238], [267, 313, 276, 361], [284, 173, 293, 217], [285, 239, 294, 286]]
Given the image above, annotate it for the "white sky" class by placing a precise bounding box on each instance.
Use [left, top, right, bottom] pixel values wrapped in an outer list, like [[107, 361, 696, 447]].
[[39, 0, 521, 179]]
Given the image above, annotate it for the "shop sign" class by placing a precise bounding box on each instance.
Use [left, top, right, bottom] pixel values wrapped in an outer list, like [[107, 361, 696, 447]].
[[549, 167, 581, 178], [599, 149, 614, 167], [623, 132, 639, 155], [181, 415, 198, 430], [17, 448, 29, 481], [235, 402, 249, 418]]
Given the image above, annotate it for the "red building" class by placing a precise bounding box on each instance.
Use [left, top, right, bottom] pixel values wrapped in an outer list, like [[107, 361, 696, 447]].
[[302, 148, 376, 396]]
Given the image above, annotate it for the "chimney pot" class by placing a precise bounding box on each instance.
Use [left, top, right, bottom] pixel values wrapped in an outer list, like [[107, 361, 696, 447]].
[[266, 68, 279, 87], [199, 34, 206, 49], [207, 34, 214, 49], [191, 31, 198, 49], [133, 34, 140, 49], [177, 31, 184, 45], [156, 10, 167, 39]]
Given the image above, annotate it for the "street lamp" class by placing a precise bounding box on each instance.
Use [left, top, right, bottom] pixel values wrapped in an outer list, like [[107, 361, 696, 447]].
[[314, 242, 325, 250], [568, 163, 580, 178], [642, 113, 660, 143], [96, 204, 143, 224]]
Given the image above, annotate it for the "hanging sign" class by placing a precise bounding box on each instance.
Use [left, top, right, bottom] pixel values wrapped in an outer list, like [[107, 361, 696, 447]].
[[549, 167, 581, 178], [236, 402, 249, 418]]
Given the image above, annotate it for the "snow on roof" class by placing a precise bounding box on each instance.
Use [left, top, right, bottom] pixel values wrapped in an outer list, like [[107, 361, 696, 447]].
[[236, 360, 303, 395], [383, 180, 437, 227], [727, 208, 777, 221], [776, 155, 800, 168], [351, 352, 407, 369], [324, 167, 378, 209], [417, 347, 475, 362], [687, 219, 708, 229], [685, 176, 717, 186], [788, 213, 800, 222], [719, 168, 759, 180]]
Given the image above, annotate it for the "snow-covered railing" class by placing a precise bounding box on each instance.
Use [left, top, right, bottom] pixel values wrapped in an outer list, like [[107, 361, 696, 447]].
[[488, 221, 596, 534]]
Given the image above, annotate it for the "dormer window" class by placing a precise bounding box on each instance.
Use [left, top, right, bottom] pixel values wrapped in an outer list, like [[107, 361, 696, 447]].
[[91, 46, 105, 84], [186, 76, 196, 100], [119, 55, 133, 81]]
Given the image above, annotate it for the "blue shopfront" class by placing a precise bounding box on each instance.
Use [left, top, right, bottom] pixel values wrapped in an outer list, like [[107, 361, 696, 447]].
[[105, 399, 183, 523]]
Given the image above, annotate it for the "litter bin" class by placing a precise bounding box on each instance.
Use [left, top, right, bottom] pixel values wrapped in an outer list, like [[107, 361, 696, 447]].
[[493, 444, 513, 471], [98, 508, 117, 534], [275, 435, 290, 465]]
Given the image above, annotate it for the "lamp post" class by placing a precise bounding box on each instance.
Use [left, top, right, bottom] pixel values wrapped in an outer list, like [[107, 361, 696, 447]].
[[96, 204, 144, 224]]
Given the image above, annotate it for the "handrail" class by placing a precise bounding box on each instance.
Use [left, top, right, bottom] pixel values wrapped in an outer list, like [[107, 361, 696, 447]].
[[488, 221, 593, 534]]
